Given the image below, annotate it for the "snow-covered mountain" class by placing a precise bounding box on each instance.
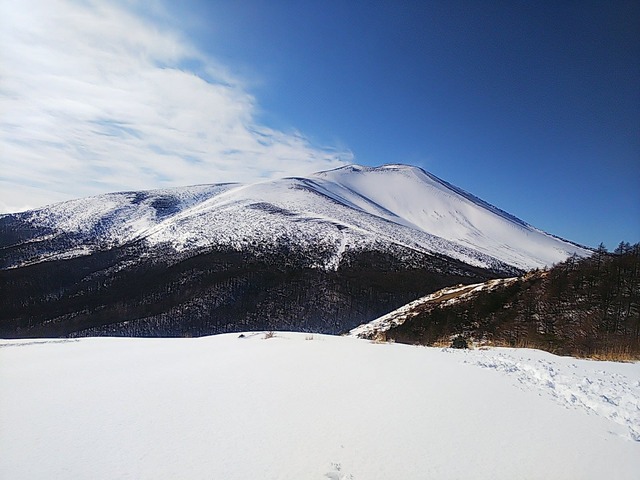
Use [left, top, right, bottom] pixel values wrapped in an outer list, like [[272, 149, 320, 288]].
[[1, 164, 590, 272], [0, 164, 594, 339]]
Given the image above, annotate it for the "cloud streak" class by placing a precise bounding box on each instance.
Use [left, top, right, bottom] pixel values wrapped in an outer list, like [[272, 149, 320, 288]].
[[0, 0, 351, 213]]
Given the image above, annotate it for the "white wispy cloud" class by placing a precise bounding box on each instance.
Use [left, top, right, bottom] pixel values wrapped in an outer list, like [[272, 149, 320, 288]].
[[0, 0, 351, 213]]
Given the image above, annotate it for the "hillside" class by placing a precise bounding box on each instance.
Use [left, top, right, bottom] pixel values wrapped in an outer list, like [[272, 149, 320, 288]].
[[1, 333, 638, 479], [354, 243, 640, 359]]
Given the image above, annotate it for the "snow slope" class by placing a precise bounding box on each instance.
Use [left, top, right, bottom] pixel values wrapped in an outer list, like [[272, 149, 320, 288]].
[[313, 165, 588, 269], [4, 164, 590, 271], [1, 333, 638, 480]]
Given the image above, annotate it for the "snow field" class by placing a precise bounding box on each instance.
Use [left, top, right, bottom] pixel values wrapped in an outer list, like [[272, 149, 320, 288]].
[[1, 333, 638, 479]]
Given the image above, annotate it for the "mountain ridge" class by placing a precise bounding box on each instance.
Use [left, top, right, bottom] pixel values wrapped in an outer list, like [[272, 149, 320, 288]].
[[1, 163, 591, 272]]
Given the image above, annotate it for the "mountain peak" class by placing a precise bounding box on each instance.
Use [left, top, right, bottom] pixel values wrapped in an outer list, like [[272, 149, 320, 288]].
[[1, 164, 591, 272]]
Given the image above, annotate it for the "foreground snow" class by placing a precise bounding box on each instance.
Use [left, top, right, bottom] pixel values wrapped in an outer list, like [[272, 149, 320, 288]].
[[1, 333, 638, 479]]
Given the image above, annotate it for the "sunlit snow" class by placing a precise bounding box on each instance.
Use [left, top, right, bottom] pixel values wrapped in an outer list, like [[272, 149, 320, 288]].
[[8, 164, 591, 271], [1, 333, 638, 479]]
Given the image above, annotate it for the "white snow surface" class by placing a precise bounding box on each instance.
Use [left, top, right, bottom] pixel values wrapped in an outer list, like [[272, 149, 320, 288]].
[[9, 164, 590, 270], [1, 333, 638, 479]]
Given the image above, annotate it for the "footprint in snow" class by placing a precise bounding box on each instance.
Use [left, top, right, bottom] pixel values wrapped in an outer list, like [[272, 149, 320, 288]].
[[325, 462, 354, 480]]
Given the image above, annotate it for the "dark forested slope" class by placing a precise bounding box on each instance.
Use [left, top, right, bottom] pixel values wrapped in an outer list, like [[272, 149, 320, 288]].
[[0, 240, 499, 338], [383, 243, 640, 358]]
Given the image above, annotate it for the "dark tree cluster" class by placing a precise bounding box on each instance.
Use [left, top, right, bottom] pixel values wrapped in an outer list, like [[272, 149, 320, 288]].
[[386, 242, 640, 358]]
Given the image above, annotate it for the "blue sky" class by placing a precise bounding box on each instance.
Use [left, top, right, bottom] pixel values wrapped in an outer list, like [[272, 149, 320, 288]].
[[1, 0, 638, 249]]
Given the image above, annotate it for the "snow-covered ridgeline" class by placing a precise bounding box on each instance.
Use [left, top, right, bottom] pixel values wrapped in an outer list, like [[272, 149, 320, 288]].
[[21, 183, 236, 245], [5, 164, 591, 271]]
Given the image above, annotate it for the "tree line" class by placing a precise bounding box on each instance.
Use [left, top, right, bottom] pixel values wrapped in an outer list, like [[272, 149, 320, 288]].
[[386, 242, 640, 359]]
